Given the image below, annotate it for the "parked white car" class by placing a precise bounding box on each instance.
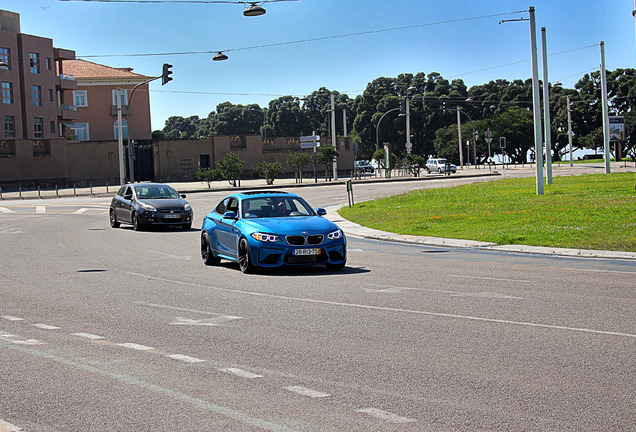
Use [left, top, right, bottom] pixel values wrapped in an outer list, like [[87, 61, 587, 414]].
[[426, 158, 457, 174]]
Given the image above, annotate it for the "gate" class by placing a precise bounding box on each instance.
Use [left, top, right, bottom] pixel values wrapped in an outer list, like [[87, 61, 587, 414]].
[[134, 140, 154, 181]]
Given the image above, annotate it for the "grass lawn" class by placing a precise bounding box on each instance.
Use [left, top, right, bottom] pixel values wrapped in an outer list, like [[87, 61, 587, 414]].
[[339, 173, 636, 252]]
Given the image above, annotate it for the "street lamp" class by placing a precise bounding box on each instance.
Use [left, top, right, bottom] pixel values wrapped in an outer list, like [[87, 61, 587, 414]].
[[405, 85, 416, 154], [213, 52, 228, 61], [243, 3, 266, 16]]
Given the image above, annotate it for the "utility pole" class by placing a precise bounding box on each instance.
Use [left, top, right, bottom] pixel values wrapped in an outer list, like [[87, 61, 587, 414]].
[[529, 6, 544, 194], [567, 96, 573, 167], [456, 106, 464, 168], [600, 41, 611, 174], [330, 92, 338, 180], [116, 88, 125, 185], [541, 27, 553, 184]]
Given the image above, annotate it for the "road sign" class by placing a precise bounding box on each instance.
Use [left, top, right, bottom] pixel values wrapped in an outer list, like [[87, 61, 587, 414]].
[[300, 135, 320, 148], [485, 129, 493, 144], [405, 142, 412, 152]]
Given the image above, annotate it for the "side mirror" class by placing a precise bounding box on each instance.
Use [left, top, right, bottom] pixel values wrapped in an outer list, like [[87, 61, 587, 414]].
[[180, 194, 186, 198], [316, 208, 327, 216], [223, 211, 237, 220]]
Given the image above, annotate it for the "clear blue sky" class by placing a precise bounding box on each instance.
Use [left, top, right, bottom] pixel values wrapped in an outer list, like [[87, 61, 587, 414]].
[[5, 0, 635, 131]]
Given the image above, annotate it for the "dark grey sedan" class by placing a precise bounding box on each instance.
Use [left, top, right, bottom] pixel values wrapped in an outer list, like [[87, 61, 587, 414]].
[[110, 183, 193, 230]]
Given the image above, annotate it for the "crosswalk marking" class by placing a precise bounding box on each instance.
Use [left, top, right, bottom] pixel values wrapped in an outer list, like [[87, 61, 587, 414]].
[[35, 206, 46, 214], [0, 207, 16, 213], [73, 208, 89, 214]]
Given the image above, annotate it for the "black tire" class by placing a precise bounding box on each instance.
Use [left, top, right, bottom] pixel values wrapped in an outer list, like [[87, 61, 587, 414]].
[[238, 238, 255, 274], [109, 209, 120, 228], [132, 212, 143, 231], [438, 168, 443, 173], [201, 232, 220, 266], [426, 168, 431, 174]]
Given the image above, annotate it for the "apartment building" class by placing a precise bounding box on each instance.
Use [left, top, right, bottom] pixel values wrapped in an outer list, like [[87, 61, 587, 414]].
[[60, 59, 153, 142], [1, 9, 77, 145]]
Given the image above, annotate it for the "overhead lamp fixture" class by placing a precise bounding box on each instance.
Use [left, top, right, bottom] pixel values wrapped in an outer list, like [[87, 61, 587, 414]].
[[213, 52, 228, 61], [243, 3, 266, 16]]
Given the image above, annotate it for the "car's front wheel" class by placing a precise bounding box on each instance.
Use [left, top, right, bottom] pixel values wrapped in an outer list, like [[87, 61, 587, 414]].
[[132, 212, 143, 231], [109, 209, 120, 228], [201, 232, 220, 266], [238, 238, 255, 274]]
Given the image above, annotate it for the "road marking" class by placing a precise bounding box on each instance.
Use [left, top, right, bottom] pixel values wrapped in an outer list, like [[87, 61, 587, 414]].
[[0, 332, 45, 346], [35, 206, 46, 214], [166, 354, 204, 363], [356, 408, 416, 424], [134, 302, 234, 317], [72, 332, 105, 340], [451, 292, 526, 299], [283, 386, 330, 398], [0, 207, 16, 213], [1, 315, 24, 321], [118, 343, 154, 351], [347, 248, 365, 253], [129, 272, 636, 339], [32, 323, 61, 330], [73, 208, 89, 214], [170, 316, 243, 326], [219, 368, 263, 379], [451, 274, 532, 283], [562, 267, 636, 275], [364, 283, 458, 295]]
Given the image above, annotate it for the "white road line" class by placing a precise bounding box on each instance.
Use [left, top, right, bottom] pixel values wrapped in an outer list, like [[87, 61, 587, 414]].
[[1, 315, 24, 321], [128, 272, 636, 339], [451, 292, 526, 300], [166, 354, 204, 363], [356, 408, 416, 424], [0, 207, 16, 213], [364, 283, 459, 295], [73, 208, 89, 214], [32, 324, 61, 330], [218, 368, 263, 379], [35, 206, 46, 214], [562, 267, 636, 275], [0, 332, 45, 346], [118, 343, 154, 351], [283, 386, 330, 398], [347, 248, 365, 253], [451, 274, 532, 283], [72, 332, 105, 340]]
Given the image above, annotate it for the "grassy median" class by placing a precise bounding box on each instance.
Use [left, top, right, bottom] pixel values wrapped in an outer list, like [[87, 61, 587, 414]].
[[339, 172, 636, 252]]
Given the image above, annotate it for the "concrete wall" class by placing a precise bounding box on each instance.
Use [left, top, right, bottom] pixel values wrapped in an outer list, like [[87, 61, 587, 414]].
[[0, 135, 355, 187]]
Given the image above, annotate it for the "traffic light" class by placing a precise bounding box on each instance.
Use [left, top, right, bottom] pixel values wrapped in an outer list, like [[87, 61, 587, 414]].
[[399, 100, 406, 114], [161, 63, 173, 86], [442, 101, 446, 112]]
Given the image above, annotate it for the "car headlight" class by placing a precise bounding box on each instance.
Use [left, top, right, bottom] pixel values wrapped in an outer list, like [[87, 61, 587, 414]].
[[327, 229, 343, 240], [139, 202, 157, 212], [184, 203, 191, 212], [251, 232, 281, 243]]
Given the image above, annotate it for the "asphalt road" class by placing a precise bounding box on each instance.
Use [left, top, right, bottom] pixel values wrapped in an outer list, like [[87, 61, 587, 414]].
[[0, 178, 635, 431]]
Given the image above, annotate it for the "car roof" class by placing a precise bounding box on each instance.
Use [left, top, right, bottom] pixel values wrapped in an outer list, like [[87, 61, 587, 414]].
[[127, 182, 173, 188], [230, 191, 299, 199]]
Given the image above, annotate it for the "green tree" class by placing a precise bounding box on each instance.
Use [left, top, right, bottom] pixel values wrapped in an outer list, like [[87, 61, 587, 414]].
[[287, 152, 313, 183], [195, 167, 223, 188], [254, 161, 283, 185], [216, 153, 245, 186], [404, 154, 427, 177], [317, 145, 339, 180]]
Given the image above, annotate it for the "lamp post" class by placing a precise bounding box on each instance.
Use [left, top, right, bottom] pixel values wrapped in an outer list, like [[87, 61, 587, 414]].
[[600, 41, 611, 174], [446, 105, 477, 168], [376, 107, 401, 151], [330, 92, 337, 180], [541, 27, 553, 184], [405, 86, 416, 154], [567, 96, 573, 167]]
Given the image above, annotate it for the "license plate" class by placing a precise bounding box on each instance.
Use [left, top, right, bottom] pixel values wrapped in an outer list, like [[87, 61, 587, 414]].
[[293, 248, 320, 256], [164, 214, 181, 219]]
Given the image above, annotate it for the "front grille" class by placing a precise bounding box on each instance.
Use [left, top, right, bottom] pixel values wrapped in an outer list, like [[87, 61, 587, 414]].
[[285, 234, 324, 246], [159, 210, 183, 214], [286, 235, 305, 246], [307, 234, 323, 245]]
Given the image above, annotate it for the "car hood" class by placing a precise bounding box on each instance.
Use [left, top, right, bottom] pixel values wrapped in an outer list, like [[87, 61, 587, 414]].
[[138, 198, 188, 210], [241, 216, 339, 235]]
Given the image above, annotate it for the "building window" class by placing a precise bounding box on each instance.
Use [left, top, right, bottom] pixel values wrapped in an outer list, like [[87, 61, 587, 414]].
[[73, 90, 87, 107], [4, 116, 15, 138], [1, 82, 12, 104], [46, 58, 52, 70], [0, 48, 9, 70], [72, 123, 89, 141], [48, 89, 54, 102], [50, 120, 56, 134], [112, 89, 128, 106], [33, 118, 43, 138], [30, 53, 40, 74], [114, 119, 128, 139], [32, 85, 42, 106]]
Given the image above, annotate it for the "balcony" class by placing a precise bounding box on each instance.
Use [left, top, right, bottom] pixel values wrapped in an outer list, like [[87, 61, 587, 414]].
[[57, 74, 77, 91], [111, 105, 130, 116], [59, 104, 79, 120]]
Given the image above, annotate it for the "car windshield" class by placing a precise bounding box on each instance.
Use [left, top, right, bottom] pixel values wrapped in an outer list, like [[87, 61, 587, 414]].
[[135, 185, 179, 200], [242, 196, 316, 218]]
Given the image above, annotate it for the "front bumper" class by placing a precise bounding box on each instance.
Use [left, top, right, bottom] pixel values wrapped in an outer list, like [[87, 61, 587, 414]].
[[250, 239, 346, 268], [138, 210, 193, 225]]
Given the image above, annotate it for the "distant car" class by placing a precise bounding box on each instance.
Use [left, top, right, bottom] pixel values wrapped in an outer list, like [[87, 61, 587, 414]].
[[200, 191, 346, 273], [110, 183, 193, 230], [426, 158, 457, 174], [355, 160, 374, 173]]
